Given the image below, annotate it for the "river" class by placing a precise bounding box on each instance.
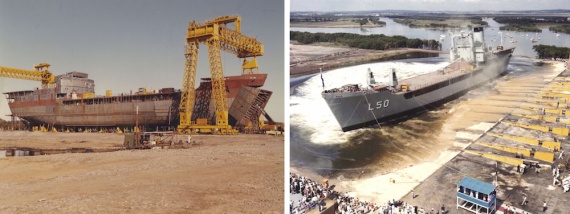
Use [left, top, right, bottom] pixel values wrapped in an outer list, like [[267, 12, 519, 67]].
[[292, 18, 570, 58]]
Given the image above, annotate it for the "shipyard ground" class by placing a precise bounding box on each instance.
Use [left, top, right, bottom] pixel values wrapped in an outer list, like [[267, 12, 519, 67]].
[[0, 132, 284, 213], [291, 60, 569, 213], [290, 43, 444, 76], [399, 62, 570, 213]]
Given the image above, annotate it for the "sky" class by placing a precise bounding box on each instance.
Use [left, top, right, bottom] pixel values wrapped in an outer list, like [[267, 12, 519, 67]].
[[291, 0, 570, 12], [0, 0, 284, 122]]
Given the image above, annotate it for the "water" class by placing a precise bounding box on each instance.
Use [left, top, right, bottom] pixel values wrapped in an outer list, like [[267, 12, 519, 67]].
[[291, 56, 540, 174], [292, 18, 570, 58], [290, 46, 544, 176]]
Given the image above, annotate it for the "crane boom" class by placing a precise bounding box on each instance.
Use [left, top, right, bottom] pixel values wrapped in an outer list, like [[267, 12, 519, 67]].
[[178, 15, 264, 134], [218, 25, 264, 57], [0, 63, 55, 89]]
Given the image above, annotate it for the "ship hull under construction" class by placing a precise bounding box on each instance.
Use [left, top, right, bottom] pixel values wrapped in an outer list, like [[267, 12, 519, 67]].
[[5, 88, 179, 129], [4, 73, 271, 130], [323, 48, 514, 132]]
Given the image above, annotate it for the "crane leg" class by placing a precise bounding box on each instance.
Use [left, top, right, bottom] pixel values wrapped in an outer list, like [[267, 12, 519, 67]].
[[177, 41, 199, 134], [206, 39, 229, 127]]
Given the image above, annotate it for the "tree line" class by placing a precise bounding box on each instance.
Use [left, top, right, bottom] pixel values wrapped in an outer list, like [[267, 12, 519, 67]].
[[290, 16, 338, 23], [494, 16, 570, 33], [494, 17, 569, 24], [291, 31, 440, 50], [352, 17, 386, 27], [499, 24, 541, 32], [392, 17, 488, 28], [533, 45, 570, 59], [550, 24, 570, 34]]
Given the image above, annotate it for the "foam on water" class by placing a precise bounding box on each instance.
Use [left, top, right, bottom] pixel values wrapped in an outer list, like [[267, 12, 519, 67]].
[[290, 59, 450, 145]]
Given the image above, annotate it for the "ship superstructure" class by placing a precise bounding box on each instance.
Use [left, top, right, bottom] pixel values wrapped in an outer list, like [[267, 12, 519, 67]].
[[322, 26, 515, 132]]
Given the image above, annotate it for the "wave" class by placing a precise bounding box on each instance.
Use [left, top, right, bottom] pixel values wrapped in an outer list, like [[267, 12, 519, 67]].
[[290, 58, 451, 145]]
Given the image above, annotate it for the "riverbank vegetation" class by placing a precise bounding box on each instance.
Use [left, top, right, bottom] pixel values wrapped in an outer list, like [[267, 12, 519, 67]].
[[290, 31, 440, 50], [533, 45, 570, 59], [549, 24, 570, 34], [391, 17, 487, 29], [499, 24, 542, 32], [494, 16, 570, 32], [291, 16, 385, 28]]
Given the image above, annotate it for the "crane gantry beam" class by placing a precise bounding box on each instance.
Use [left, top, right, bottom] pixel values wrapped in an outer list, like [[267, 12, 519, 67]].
[[0, 63, 55, 89], [177, 15, 264, 134]]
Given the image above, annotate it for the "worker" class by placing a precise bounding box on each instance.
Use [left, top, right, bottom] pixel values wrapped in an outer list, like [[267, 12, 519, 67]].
[[521, 163, 526, 174], [553, 175, 559, 186]]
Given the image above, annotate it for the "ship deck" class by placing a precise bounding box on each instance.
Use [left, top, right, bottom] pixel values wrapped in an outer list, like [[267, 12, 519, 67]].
[[394, 59, 473, 92], [323, 59, 474, 94]]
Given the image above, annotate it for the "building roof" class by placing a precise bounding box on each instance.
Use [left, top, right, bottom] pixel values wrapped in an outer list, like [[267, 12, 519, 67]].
[[458, 177, 495, 195]]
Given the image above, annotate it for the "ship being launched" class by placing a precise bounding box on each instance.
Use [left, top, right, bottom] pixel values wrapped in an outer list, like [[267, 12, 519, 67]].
[[322, 26, 515, 132]]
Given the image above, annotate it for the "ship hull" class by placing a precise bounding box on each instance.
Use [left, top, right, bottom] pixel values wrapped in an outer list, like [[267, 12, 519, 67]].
[[323, 49, 514, 132], [4, 73, 269, 129], [6, 91, 179, 128], [19, 101, 175, 127]]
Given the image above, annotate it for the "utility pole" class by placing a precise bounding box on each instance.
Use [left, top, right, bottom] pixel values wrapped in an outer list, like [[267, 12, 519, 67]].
[[320, 67, 325, 90], [494, 161, 499, 186], [135, 105, 139, 147]]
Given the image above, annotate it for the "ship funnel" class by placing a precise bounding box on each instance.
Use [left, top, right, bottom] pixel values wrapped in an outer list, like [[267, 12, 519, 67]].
[[367, 68, 377, 86], [390, 68, 398, 87]]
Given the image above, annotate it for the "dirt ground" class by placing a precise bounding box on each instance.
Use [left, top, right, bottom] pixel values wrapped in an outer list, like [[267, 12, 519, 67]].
[[0, 132, 284, 213], [0, 132, 124, 149], [290, 44, 443, 76]]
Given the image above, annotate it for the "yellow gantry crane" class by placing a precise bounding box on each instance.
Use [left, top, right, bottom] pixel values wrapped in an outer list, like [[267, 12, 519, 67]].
[[178, 15, 264, 134], [0, 63, 55, 89]]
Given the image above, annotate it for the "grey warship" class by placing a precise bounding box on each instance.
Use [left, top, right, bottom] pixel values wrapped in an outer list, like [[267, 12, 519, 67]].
[[322, 26, 515, 132]]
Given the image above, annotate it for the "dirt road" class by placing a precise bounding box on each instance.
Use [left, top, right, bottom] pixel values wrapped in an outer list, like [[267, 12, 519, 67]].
[[0, 132, 284, 213]]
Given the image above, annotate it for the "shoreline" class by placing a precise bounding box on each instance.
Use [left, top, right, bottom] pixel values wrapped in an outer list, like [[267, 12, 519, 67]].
[[291, 22, 384, 28], [290, 60, 567, 205], [290, 44, 444, 77], [290, 24, 384, 28]]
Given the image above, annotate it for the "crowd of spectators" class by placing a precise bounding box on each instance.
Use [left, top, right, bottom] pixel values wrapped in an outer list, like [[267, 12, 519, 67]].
[[290, 173, 427, 214]]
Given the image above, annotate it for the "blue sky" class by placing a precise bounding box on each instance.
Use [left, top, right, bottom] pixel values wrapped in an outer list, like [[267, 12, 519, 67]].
[[291, 0, 570, 12], [0, 0, 284, 122]]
